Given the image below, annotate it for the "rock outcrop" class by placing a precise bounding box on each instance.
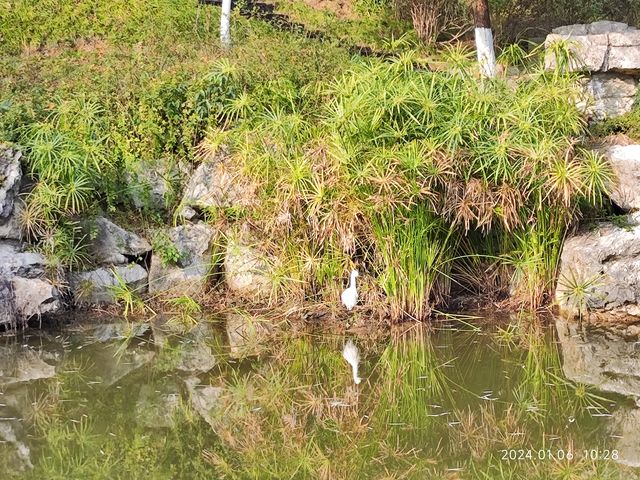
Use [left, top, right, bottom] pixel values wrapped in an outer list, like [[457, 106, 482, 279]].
[[85, 216, 151, 266], [177, 147, 256, 220], [148, 222, 215, 295], [70, 264, 148, 306], [555, 222, 640, 319], [545, 21, 640, 118], [0, 242, 61, 328], [0, 146, 22, 223], [599, 144, 640, 211], [224, 227, 272, 300]]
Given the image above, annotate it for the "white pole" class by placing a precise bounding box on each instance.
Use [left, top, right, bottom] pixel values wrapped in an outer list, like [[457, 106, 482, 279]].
[[220, 0, 232, 49], [475, 27, 497, 78]]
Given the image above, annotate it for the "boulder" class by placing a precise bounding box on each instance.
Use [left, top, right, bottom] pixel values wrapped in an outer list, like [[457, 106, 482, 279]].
[[91, 322, 150, 343], [70, 264, 148, 306], [0, 198, 23, 240], [127, 158, 180, 212], [11, 277, 60, 320], [86, 216, 151, 265], [224, 229, 272, 300], [177, 147, 256, 220], [0, 241, 46, 278], [0, 242, 61, 327], [148, 223, 215, 295], [0, 146, 22, 222], [556, 222, 640, 319], [545, 22, 640, 118], [584, 74, 638, 120], [546, 22, 640, 74], [599, 144, 640, 211]]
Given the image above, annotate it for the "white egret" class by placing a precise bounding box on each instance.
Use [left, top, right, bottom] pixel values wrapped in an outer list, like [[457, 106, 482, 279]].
[[340, 269, 359, 311], [342, 339, 362, 384]]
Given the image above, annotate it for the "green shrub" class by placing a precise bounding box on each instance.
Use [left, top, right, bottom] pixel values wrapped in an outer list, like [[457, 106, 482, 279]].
[[226, 48, 613, 318]]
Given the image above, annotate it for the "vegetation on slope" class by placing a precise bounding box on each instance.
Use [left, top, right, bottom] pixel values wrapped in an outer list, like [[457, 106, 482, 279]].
[[0, 0, 622, 321]]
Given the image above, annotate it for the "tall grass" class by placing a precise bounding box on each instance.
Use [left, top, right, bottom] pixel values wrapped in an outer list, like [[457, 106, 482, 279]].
[[224, 46, 613, 319]]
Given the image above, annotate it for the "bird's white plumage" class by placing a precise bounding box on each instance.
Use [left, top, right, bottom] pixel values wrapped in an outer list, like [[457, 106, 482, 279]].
[[340, 270, 359, 310], [342, 339, 362, 384]]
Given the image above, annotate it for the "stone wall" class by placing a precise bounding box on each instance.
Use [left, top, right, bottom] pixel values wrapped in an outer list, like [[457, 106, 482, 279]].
[[545, 21, 640, 119]]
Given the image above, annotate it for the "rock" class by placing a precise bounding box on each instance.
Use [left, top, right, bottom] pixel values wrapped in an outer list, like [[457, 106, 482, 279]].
[[0, 346, 56, 386], [609, 30, 640, 72], [224, 229, 272, 300], [556, 222, 640, 319], [177, 147, 256, 219], [70, 264, 148, 306], [226, 312, 271, 359], [148, 223, 215, 295], [184, 376, 224, 429], [11, 277, 60, 320], [0, 146, 22, 222], [0, 242, 61, 327], [128, 159, 179, 212], [0, 242, 46, 278], [135, 382, 181, 428], [546, 22, 640, 73], [0, 198, 23, 240], [0, 419, 33, 473], [86, 216, 151, 265], [585, 74, 638, 119], [555, 318, 640, 399], [598, 144, 640, 211]]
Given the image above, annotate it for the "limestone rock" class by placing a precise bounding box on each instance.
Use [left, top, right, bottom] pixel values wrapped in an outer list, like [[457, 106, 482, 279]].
[[585, 74, 638, 119], [0, 241, 46, 278], [91, 322, 150, 343], [86, 216, 151, 265], [177, 148, 256, 219], [0, 146, 22, 222], [70, 264, 148, 306], [11, 277, 60, 320], [174, 323, 218, 373], [598, 144, 640, 211], [0, 242, 61, 326], [556, 222, 640, 318], [148, 223, 215, 295], [128, 158, 180, 212], [546, 22, 640, 72], [0, 198, 23, 240], [224, 230, 272, 300]]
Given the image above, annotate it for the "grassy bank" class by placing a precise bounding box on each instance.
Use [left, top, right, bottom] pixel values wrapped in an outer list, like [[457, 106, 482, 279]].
[[0, 0, 618, 322]]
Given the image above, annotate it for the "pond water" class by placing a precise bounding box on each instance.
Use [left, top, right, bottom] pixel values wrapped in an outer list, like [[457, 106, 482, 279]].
[[1, 313, 640, 479]]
